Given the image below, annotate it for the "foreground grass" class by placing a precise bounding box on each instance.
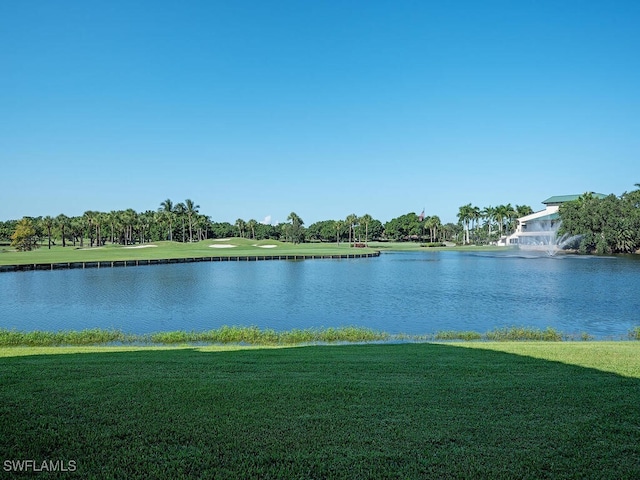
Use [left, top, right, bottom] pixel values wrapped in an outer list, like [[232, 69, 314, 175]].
[[0, 238, 379, 266], [1, 343, 638, 478]]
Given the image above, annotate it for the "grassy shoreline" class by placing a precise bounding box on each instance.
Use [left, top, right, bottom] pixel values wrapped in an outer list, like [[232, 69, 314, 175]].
[[1, 325, 638, 347]]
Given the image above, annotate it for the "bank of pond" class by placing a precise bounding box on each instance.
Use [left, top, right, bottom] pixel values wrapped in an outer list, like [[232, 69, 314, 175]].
[[1, 325, 639, 347]]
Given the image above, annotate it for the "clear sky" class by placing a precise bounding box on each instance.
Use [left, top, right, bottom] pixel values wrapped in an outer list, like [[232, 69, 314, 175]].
[[1, 1, 639, 225]]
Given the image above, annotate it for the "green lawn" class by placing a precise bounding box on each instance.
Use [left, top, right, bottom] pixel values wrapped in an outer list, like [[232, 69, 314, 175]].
[[0, 238, 379, 266], [0, 238, 515, 266], [1, 342, 638, 478]]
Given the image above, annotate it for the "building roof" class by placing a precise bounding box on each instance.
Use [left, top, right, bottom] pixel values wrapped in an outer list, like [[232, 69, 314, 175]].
[[542, 193, 607, 205]]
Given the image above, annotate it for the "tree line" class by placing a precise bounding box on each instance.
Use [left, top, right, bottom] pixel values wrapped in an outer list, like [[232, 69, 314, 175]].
[[0, 198, 534, 251], [456, 203, 534, 245], [6, 189, 638, 254], [1, 198, 477, 251]]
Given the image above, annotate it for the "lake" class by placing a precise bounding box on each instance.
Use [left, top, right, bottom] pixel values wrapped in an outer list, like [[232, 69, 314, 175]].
[[1, 250, 639, 339]]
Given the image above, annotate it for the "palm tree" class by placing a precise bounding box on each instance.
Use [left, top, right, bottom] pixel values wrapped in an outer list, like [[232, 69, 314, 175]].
[[515, 204, 533, 218], [42, 216, 54, 249], [159, 199, 175, 241], [457, 204, 473, 244], [287, 212, 304, 244], [247, 219, 258, 240], [195, 214, 210, 241], [175, 203, 186, 242], [94, 212, 106, 246], [138, 211, 154, 244], [70, 216, 84, 247], [359, 214, 373, 245], [120, 209, 137, 245], [503, 203, 517, 234], [345, 213, 358, 246], [334, 220, 344, 244], [235, 219, 246, 238], [106, 211, 120, 244], [184, 199, 200, 243], [55, 214, 69, 247], [83, 211, 96, 247], [494, 204, 508, 237], [482, 206, 496, 241], [428, 215, 441, 242], [469, 205, 481, 243]]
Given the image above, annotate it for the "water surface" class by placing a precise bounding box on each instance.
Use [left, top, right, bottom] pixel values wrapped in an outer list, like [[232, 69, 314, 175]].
[[1, 250, 639, 338]]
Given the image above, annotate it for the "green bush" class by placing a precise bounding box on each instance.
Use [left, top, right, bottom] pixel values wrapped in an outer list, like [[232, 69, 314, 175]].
[[485, 326, 563, 342]]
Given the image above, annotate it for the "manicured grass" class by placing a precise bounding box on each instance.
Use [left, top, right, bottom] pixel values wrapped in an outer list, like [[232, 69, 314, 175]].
[[1, 342, 638, 478], [0, 238, 379, 266]]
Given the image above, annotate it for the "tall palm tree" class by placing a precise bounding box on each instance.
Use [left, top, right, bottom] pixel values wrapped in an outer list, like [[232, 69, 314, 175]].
[[106, 211, 120, 244], [457, 204, 472, 244], [287, 212, 304, 244], [55, 214, 69, 247], [159, 199, 175, 241], [494, 205, 507, 237], [247, 219, 258, 240], [235, 219, 246, 238], [42, 216, 54, 249], [94, 212, 106, 246], [70, 216, 84, 247], [469, 205, 481, 243], [184, 199, 200, 243], [515, 204, 533, 218], [427, 215, 441, 242], [334, 220, 344, 244], [482, 206, 496, 240], [345, 213, 358, 246], [195, 214, 210, 241], [359, 214, 373, 245], [83, 211, 96, 247], [120, 209, 137, 245], [503, 203, 517, 234], [175, 203, 186, 242]]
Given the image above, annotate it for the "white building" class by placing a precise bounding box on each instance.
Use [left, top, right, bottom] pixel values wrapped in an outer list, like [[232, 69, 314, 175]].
[[499, 194, 606, 246]]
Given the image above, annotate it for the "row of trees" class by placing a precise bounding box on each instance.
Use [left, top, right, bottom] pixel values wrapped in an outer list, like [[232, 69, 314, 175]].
[[457, 204, 534, 245], [2, 199, 472, 250], [559, 188, 640, 254], [27, 193, 640, 252]]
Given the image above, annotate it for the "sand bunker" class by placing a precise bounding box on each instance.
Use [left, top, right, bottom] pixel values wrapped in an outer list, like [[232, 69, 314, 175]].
[[212, 238, 232, 242], [209, 244, 237, 248], [123, 245, 157, 249], [255, 245, 277, 248]]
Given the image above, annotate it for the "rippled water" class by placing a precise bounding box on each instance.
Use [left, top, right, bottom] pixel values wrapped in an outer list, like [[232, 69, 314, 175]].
[[1, 251, 639, 338]]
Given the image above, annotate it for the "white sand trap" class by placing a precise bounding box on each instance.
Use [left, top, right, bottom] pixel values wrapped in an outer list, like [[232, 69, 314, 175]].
[[124, 245, 158, 249], [209, 244, 237, 248], [212, 238, 232, 241], [256, 245, 278, 248]]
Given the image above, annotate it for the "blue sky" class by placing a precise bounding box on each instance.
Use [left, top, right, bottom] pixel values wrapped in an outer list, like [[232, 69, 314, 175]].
[[1, 1, 639, 225]]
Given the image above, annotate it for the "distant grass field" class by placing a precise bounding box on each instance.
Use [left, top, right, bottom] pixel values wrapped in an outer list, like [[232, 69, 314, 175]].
[[1, 342, 638, 479], [0, 238, 379, 266]]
